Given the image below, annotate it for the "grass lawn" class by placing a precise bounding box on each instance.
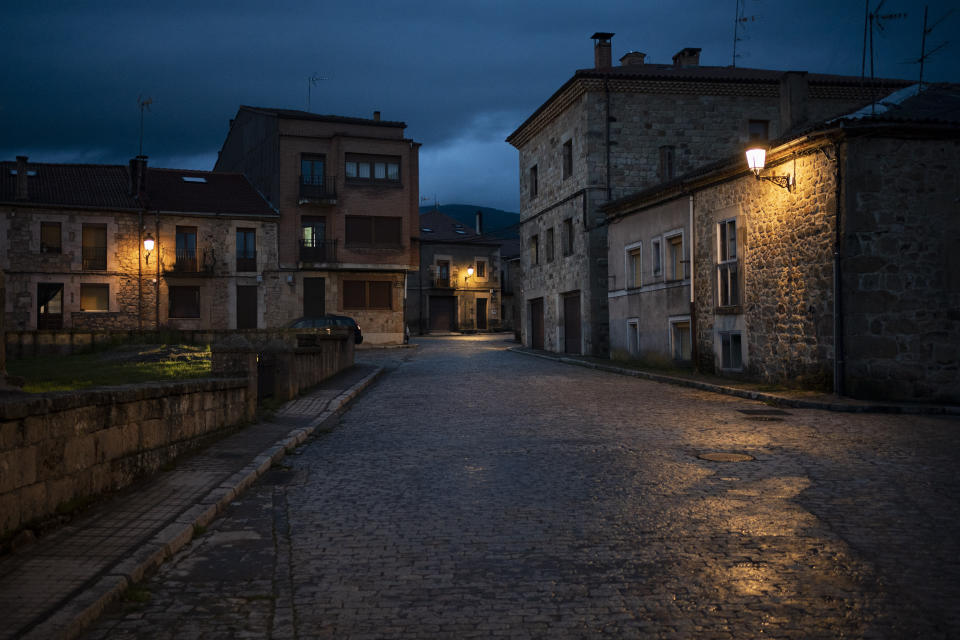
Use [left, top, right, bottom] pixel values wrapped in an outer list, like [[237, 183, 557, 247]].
[[6, 344, 212, 393]]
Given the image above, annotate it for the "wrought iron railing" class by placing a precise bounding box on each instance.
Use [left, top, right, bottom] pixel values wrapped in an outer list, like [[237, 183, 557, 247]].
[[82, 246, 107, 270], [300, 239, 337, 263], [299, 175, 337, 201], [236, 254, 257, 272], [166, 248, 215, 275], [433, 277, 451, 288]]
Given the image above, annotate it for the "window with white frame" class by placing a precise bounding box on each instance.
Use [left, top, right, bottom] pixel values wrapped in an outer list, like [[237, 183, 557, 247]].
[[666, 232, 684, 281], [475, 258, 487, 279], [627, 319, 640, 355], [670, 318, 691, 361], [720, 331, 743, 370], [625, 242, 642, 289], [651, 238, 661, 277], [717, 218, 739, 307]]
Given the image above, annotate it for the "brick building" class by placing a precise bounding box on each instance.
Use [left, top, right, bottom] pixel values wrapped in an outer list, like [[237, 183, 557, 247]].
[[214, 107, 420, 345], [0, 155, 278, 331], [407, 210, 503, 334], [603, 84, 960, 402], [507, 32, 910, 356]]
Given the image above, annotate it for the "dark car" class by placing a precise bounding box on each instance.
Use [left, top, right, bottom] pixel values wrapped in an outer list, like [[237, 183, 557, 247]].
[[285, 315, 362, 344]]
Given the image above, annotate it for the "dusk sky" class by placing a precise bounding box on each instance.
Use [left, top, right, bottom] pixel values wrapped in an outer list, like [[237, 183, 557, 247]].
[[3, 1, 957, 212]]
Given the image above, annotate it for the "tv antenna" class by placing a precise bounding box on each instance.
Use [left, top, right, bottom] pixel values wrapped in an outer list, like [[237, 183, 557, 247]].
[[137, 95, 153, 156], [732, 0, 757, 67], [307, 74, 328, 112], [915, 5, 953, 90], [861, 1, 908, 82]]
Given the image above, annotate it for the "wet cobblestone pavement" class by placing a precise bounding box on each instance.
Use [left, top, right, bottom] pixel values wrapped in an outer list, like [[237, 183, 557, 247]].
[[83, 335, 960, 639]]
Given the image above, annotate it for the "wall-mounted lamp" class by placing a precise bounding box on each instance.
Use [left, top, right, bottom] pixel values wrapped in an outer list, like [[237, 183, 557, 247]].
[[465, 266, 474, 286], [746, 146, 792, 191], [143, 233, 155, 264]]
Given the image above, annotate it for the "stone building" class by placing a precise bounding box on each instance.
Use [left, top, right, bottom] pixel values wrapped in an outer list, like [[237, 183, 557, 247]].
[[0, 156, 278, 331], [407, 210, 503, 333], [603, 84, 960, 403], [507, 32, 911, 356], [214, 107, 420, 345]]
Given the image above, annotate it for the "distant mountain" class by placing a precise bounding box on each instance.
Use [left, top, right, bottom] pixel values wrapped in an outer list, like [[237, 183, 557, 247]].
[[418, 204, 519, 234]]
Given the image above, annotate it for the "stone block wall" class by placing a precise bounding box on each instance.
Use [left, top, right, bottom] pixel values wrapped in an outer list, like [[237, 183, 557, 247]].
[[693, 145, 838, 386], [841, 136, 960, 402], [0, 377, 251, 539]]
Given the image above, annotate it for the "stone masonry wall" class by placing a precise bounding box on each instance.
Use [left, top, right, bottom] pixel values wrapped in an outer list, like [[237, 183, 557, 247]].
[[0, 377, 251, 538], [841, 135, 960, 402], [693, 146, 838, 386]]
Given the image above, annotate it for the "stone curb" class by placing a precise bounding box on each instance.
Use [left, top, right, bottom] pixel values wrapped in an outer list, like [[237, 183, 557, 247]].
[[42, 365, 384, 640], [508, 347, 960, 416]]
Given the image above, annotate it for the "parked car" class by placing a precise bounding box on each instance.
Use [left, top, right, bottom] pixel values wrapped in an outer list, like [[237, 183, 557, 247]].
[[285, 315, 362, 344]]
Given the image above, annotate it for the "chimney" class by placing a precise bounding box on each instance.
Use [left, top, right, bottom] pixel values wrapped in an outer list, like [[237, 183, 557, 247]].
[[619, 51, 646, 66], [671, 47, 702, 67], [475, 210, 483, 234], [779, 71, 810, 135], [128, 155, 148, 199], [591, 32, 614, 69], [15, 156, 29, 201], [373, 110, 381, 122]]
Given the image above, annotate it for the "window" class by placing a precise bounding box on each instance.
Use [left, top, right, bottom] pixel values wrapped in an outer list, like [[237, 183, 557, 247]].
[[169, 286, 200, 318], [529, 234, 539, 265], [671, 319, 691, 361], [666, 233, 684, 281], [748, 119, 769, 142], [345, 154, 400, 184], [175, 226, 198, 272], [41, 222, 61, 254], [652, 239, 661, 276], [236, 228, 256, 272], [81, 224, 107, 270], [301, 155, 325, 185], [80, 284, 109, 311], [562, 218, 574, 256], [720, 331, 743, 370], [37, 283, 64, 329], [658, 146, 675, 181], [626, 245, 642, 288], [717, 219, 739, 307], [345, 216, 402, 248], [562, 140, 573, 180], [343, 280, 392, 309], [475, 259, 486, 279], [546, 227, 555, 262], [529, 165, 538, 199]]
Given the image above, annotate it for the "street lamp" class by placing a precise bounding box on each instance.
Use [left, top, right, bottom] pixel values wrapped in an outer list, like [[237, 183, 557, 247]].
[[465, 266, 474, 286], [143, 233, 155, 264], [745, 145, 792, 191]]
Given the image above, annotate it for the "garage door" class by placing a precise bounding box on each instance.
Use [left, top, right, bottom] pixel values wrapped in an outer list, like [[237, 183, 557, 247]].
[[429, 296, 455, 331]]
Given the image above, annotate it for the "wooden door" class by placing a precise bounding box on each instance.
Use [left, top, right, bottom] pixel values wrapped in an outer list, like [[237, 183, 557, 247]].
[[429, 296, 455, 331], [236, 286, 258, 329], [303, 277, 325, 317], [476, 298, 487, 330], [37, 283, 64, 329], [529, 297, 544, 349], [563, 292, 581, 354]]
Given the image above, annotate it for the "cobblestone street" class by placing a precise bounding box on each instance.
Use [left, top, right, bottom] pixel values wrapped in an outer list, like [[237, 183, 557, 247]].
[[83, 334, 960, 639]]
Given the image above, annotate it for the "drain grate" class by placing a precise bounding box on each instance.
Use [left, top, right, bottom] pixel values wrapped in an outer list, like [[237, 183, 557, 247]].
[[738, 409, 791, 416], [697, 452, 755, 462]]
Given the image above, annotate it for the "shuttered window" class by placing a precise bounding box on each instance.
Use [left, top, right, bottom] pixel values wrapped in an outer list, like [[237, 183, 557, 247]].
[[343, 280, 393, 310], [345, 216, 402, 248]]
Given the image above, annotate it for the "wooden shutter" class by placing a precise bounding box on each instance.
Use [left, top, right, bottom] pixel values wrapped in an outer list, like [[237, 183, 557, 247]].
[[343, 280, 366, 309], [369, 281, 392, 309]]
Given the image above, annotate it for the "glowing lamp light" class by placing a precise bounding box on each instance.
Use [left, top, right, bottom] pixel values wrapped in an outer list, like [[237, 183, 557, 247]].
[[745, 146, 767, 176], [143, 234, 155, 252], [467, 267, 475, 276]]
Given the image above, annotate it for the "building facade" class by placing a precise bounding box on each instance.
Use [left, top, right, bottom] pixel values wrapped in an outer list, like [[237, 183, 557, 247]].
[[214, 107, 420, 345], [507, 32, 910, 356], [407, 210, 502, 334], [0, 156, 278, 332]]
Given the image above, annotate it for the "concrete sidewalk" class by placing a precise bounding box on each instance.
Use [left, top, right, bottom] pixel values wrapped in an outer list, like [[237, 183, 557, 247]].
[[0, 364, 382, 640], [510, 347, 960, 415]]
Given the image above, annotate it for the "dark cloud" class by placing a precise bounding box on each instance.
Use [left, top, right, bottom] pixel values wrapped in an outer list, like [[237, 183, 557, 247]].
[[2, 0, 956, 212]]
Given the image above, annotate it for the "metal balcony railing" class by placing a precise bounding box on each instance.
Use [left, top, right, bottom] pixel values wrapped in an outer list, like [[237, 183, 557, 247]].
[[433, 277, 451, 288], [300, 239, 337, 263], [299, 175, 337, 201], [82, 245, 107, 270], [166, 248, 215, 275], [236, 254, 257, 272]]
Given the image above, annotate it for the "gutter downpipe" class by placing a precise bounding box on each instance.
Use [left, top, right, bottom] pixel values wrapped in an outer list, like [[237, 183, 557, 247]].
[[689, 194, 697, 371], [138, 210, 143, 331], [833, 139, 845, 396], [605, 78, 612, 202]]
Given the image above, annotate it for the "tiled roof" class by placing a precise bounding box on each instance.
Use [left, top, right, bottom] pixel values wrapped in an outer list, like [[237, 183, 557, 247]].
[[419, 210, 491, 243], [145, 168, 277, 217], [836, 83, 960, 125], [573, 63, 911, 86], [239, 105, 406, 129], [0, 159, 276, 217], [0, 161, 139, 209]]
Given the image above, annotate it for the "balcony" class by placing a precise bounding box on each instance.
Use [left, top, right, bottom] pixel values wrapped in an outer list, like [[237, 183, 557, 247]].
[[236, 254, 257, 272], [433, 277, 451, 288], [299, 175, 337, 204], [165, 248, 215, 276], [81, 245, 107, 271], [300, 239, 337, 264]]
